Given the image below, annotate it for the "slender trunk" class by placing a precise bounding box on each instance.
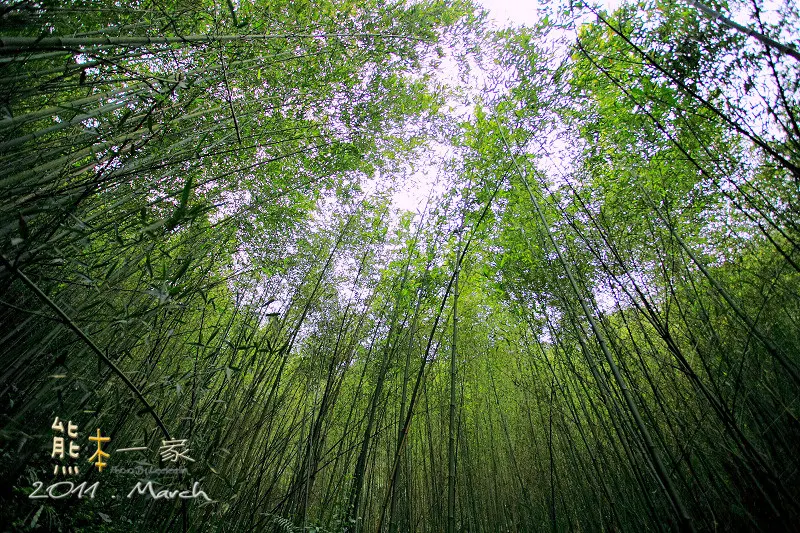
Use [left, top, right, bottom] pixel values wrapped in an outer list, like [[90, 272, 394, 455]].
[[447, 240, 460, 533]]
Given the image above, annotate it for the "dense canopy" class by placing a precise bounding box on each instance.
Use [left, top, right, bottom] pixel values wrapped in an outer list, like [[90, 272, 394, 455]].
[[1, 0, 799, 531]]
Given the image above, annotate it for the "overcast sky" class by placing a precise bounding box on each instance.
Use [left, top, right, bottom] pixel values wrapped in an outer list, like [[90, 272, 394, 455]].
[[477, 0, 540, 26], [477, 0, 623, 27]]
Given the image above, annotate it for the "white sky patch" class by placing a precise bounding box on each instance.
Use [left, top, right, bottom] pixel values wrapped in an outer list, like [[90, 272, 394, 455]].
[[387, 142, 452, 214], [477, 0, 540, 27], [477, 0, 622, 28]]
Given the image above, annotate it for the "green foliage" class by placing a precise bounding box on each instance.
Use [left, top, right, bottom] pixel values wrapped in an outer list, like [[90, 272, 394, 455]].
[[1, 0, 800, 531]]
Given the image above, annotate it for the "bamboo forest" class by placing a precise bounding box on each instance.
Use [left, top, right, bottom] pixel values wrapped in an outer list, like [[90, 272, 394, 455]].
[[1, 0, 799, 531]]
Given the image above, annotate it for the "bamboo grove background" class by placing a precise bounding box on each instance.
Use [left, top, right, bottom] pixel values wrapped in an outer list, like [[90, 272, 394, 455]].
[[1, 0, 799, 531]]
